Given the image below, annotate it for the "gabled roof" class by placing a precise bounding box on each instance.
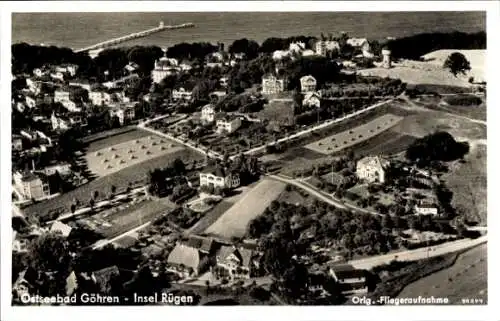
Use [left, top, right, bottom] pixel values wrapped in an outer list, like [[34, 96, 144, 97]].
[[357, 156, 389, 170], [201, 166, 227, 178], [216, 246, 253, 268], [329, 264, 365, 279], [16, 267, 38, 286], [304, 92, 321, 100], [300, 75, 317, 83], [167, 243, 201, 270], [185, 235, 215, 254], [92, 265, 120, 289], [50, 221, 73, 237], [347, 38, 369, 47]]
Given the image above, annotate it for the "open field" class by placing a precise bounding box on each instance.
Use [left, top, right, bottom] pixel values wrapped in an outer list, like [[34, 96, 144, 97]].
[[277, 187, 315, 207], [411, 95, 486, 122], [394, 111, 486, 141], [204, 179, 286, 239], [443, 144, 487, 225], [398, 244, 487, 304], [84, 128, 150, 153], [305, 114, 404, 154], [420, 49, 485, 84], [359, 58, 478, 88], [255, 99, 294, 125], [188, 201, 234, 235], [23, 148, 203, 220], [81, 198, 174, 239], [344, 129, 417, 157], [85, 134, 184, 177]]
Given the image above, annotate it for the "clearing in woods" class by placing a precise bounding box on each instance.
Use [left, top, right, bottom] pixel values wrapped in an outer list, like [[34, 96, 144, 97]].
[[204, 179, 286, 239]]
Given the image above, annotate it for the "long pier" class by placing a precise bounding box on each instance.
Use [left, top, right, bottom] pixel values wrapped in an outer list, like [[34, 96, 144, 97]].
[[75, 22, 195, 53]]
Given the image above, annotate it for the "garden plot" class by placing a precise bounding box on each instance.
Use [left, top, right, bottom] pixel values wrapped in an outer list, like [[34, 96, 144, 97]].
[[305, 114, 404, 155], [85, 135, 183, 177], [204, 179, 286, 239]]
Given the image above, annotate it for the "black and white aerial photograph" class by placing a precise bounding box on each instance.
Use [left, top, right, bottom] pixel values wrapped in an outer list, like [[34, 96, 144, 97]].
[[1, 1, 498, 320]]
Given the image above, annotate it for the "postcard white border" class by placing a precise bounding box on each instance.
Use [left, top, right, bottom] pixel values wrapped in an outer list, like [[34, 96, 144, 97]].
[[1, 2, 498, 321]]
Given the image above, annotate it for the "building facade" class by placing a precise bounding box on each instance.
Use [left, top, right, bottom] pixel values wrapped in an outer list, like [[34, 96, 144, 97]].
[[315, 40, 340, 56], [303, 92, 321, 109], [172, 88, 193, 101], [356, 156, 389, 183], [216, 116, 242, 134], [201, 104, 216, 124], [262, 75, 286, 95], [199, 167, 240, 190], [300, 75, 317, 93], [214, 246, 254, 280], [13, 171, 50, 200]]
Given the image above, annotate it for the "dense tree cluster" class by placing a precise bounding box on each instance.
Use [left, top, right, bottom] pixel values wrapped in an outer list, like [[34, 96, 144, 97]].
[[443, 94, 482, 106], [249, 201, 398, 259], [228, 55, 275, 93], [259, 36, 318, 53], [228, 38, 260, 60], [12, 43, 164, 82], [166, 42, 218, 61], [443, 52, 471, 77], [321, 77, 406, 98], [386, 31, 486, 60], [215, 93, 266, 113], [284, 56, 341, 90], [12, 43, 91, 76], [148, 158, 186, 196], [405, 131, 469, 165]]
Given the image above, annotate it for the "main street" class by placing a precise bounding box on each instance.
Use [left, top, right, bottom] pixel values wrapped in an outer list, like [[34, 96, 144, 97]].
[[348, 235, 487, 270]]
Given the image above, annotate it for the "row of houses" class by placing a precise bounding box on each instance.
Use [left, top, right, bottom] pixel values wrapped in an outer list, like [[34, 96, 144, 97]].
[[272, 38, 373, 61], [262, 74, 318, 95], [200, 104, 243, 134]]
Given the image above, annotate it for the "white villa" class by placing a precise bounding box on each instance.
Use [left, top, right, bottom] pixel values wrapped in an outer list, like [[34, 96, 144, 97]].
[[201, 104, 216, 124], [315, 40, 340, 56], [303, 92, 321, 108], [199, 167, 240, 190], [216, 115, 242, 134], [356, 156, 390, 183], [300, 75, 317, 93], [262, 74, 286, 95]]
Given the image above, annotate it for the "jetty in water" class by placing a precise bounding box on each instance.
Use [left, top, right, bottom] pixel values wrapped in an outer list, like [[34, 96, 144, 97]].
[[75, 22, 195, 54]]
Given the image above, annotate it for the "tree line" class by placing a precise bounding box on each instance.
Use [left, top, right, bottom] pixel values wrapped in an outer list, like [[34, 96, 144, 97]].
[[386, 31, 486, 60]]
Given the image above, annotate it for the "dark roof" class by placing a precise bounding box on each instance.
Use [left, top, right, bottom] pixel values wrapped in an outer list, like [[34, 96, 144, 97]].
[[216, 246, 253, 268], [16, 267, 38, 286], [185, 235, 215, 254], [330, 264, 366, 280], [201, 166, 227, 177], [92, 265, 120, 290]]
